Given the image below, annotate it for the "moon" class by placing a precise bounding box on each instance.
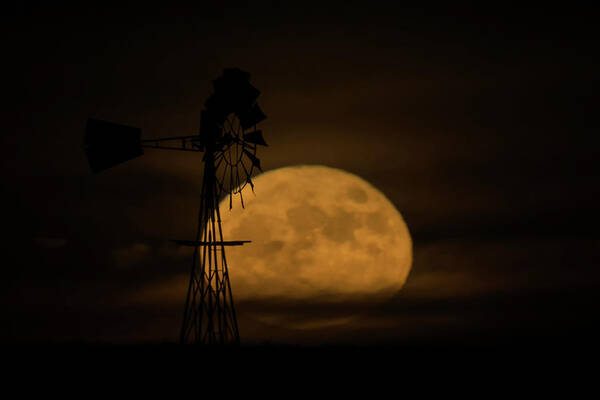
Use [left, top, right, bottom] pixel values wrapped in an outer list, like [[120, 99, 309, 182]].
[[220, 165, 412, 328]]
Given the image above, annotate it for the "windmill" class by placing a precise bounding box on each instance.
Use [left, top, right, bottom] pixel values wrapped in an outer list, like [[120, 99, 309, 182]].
[[84, 68, 267, 345]]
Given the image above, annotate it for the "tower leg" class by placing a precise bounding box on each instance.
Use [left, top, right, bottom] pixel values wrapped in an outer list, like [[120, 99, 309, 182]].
[[180, 153, 240, 345]]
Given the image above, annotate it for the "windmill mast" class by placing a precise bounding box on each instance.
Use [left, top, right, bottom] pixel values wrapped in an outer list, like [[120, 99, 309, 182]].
[[179, 149, 240, 344], [84, 68, 268, 345]]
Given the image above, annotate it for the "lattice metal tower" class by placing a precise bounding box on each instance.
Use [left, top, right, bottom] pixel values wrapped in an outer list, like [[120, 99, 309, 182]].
[[84, 68, 268, 345]]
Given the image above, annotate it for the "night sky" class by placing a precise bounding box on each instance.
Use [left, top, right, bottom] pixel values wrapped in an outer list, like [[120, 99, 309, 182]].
[[2, 4, 599, 348]]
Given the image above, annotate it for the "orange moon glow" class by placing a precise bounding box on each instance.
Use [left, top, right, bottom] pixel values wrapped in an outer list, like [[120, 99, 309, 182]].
[[222, 165, 412, 306]]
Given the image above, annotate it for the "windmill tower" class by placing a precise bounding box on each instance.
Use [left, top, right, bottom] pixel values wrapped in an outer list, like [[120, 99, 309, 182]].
[[84, 68, 268, 345]]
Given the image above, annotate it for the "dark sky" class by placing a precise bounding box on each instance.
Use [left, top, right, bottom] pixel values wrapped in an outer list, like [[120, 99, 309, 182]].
[[2, 4, 599, 347]]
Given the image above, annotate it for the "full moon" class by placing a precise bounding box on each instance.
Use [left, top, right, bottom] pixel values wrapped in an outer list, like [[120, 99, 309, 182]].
[[221, 165, 412, 310]]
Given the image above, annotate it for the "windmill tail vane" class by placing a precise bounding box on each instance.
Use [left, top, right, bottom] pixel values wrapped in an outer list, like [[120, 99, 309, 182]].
[[84, 68, 268, 345]]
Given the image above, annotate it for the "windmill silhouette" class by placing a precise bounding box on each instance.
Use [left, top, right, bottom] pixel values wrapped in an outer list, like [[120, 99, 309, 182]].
[[84, 68, 267, 345]]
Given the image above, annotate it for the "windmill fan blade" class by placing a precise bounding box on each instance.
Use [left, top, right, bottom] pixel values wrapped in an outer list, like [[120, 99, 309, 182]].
[[243, 149, 262, 171], [84, 118, 143, 173], [213, 68, 252, 97], [199, 110, 223, 145], [238, 103, 267, 130], [224, 68, 250, 81], [233, 83, 260, 113], [214, 68, 251, 90], [211, 69, 260, 114], [243, 130, 268, 146], [204, 93, 231, 121]]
